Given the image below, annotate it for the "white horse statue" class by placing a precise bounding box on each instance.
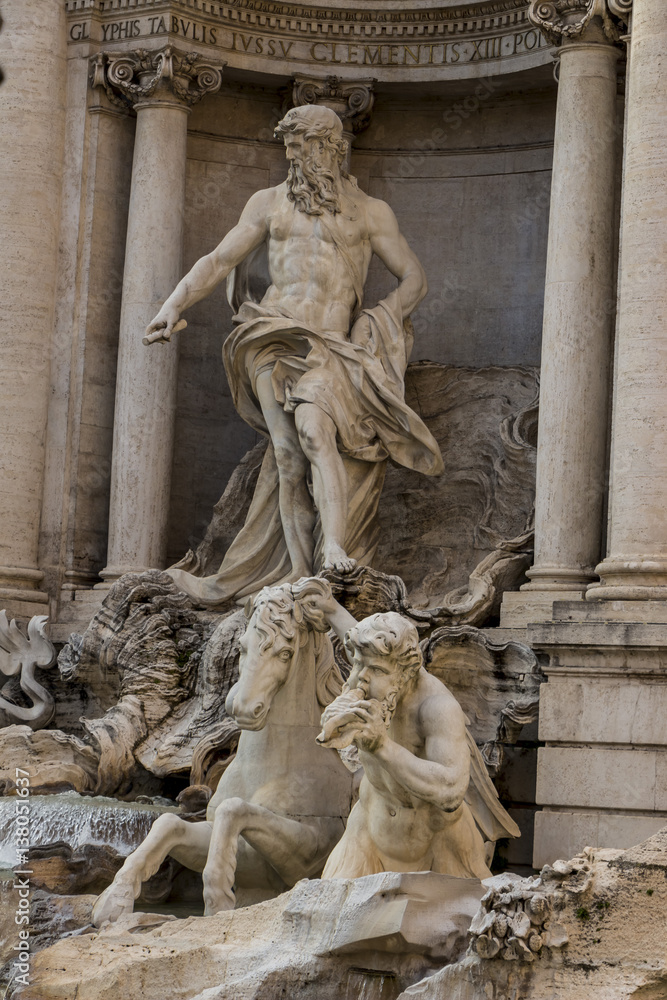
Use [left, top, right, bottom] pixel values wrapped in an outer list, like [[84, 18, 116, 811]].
[[92, 577, 354, 924]]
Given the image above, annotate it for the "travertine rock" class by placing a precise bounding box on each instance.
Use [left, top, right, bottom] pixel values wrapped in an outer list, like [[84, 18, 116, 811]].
[[11, 872, 484, 1000], [399, 830, 667, 1000], [1, 887, 95, 995], [27, 842, 183, 902], [376, 363, 537, 616]]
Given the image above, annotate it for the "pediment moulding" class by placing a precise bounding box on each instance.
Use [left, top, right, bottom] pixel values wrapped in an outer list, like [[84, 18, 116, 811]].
[[66, 0, 555, 82], [528, 0, 632, 46]]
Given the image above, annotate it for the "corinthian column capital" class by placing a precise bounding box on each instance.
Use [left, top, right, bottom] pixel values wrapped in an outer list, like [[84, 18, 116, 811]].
[[528, 0, 632, 46], [91, 45, 225, 111], [291, 75, 375, 136]]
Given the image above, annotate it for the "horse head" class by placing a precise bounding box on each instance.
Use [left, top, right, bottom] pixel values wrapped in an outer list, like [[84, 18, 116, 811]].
[[225, 577, 341, 731]]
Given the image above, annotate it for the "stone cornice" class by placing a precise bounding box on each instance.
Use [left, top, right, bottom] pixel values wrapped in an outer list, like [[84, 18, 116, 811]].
[[67, 0, 534, 33], [528, 0, 632, 46], [66, 0, 555, 82], [91, 44, 224, 109]]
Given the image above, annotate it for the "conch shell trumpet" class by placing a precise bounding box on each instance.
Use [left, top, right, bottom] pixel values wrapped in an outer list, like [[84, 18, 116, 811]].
[[317, 688, 367, 749]]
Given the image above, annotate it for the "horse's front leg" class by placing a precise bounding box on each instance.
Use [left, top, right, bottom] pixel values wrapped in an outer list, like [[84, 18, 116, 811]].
[[92, 814, 212, 926], [202, 798, 324, 916]]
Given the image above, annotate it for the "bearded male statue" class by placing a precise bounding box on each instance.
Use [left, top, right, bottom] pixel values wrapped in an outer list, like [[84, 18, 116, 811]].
[[310, 595, 521, 879], [146, 104, 443, 606]]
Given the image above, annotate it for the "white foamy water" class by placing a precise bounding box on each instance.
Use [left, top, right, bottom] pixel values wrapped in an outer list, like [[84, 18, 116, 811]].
[[0, 792, 177, 869]]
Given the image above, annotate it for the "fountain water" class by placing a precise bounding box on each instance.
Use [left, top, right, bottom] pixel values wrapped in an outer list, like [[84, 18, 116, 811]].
[[0, 791, 177, 869]]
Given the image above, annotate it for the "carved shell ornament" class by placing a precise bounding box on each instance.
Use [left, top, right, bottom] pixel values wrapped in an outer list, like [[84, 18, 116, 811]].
[[528, 0, 632, 46], [0, 612, 57, 730]]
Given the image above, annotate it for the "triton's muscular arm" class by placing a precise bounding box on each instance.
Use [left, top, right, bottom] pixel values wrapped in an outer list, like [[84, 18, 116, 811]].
[[145, 187, 275, 341], [354, 688, 470, 812]]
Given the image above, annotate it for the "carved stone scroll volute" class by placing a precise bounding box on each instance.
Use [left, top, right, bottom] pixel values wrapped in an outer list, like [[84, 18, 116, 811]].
[[528, 0, 632, 46], [91, 45, 225, 112]]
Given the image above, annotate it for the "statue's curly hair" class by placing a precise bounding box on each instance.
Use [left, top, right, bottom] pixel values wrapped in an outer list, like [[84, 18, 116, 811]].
[[274, 107, 349, 167], [344, 612, 422, 679]]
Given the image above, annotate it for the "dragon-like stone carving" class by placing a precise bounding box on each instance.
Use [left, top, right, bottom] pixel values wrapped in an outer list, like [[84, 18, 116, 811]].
[[0, 612, 56, 730]]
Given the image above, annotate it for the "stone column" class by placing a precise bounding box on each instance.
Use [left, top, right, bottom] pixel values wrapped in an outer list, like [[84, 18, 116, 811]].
[[508, 2, 627, 620], [0, 0, 67, 615], [588, 0, 667, 600], [291, 76, 374, 169], [92, 47, 223, 586]]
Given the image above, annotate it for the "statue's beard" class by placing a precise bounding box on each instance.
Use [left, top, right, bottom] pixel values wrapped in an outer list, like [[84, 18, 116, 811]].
[[286, 153, 341, 216]]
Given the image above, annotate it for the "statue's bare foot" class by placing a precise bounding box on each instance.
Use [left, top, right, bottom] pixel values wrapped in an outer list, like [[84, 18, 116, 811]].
[[323, 543, 357, 574], [92, 878, 137, 927]]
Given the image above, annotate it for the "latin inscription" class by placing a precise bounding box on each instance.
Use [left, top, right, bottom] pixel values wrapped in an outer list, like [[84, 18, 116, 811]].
[[69, 16, 547, 68]]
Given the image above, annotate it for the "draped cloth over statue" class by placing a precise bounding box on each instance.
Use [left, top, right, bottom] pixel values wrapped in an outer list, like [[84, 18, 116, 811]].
[[168, 285, 443, 607]]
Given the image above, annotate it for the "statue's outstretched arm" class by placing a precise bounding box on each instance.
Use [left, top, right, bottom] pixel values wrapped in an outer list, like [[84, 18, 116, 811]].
[[367, 199, 428, 318], [145, 187, 274, 343]]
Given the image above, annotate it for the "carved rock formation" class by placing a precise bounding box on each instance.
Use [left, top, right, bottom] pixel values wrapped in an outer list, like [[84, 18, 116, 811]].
[[421, 625, 543, 772], [9, 830, 667, 1000], [9, 872, 484, 1000], [397, 829, 667, 999], [0, 573, 237, 797], [376, 363, 538, 616]]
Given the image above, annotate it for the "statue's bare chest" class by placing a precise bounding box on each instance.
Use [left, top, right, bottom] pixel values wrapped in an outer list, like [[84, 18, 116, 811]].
[[269, 200, 368, 250]]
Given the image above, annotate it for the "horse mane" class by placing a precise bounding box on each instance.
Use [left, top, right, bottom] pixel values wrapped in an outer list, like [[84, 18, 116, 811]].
[[311, 631, 343, 709], [249, 581, 344, 709]]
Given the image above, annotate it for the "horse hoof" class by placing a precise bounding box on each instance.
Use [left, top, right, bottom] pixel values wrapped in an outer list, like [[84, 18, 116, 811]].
[[92, 882, 135, 927], [203, 894, 235, 916]]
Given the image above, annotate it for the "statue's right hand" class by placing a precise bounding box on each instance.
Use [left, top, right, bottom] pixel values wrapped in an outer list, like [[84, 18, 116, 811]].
[[143, 307, 185, 346]]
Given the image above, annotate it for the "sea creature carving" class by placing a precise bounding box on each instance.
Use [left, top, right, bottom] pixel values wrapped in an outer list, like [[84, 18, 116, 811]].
[[0, 612, 56, 730]]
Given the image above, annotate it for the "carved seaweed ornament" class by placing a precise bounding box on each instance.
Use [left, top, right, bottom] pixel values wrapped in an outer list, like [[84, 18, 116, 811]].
[[528, 0, 633, 46]]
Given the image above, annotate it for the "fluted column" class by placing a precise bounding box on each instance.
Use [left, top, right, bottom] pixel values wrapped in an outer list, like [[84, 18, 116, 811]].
[[519, 1, 627, 602], [291, 76, 374, 170], [589, 0, 667, 600], [0, 0, 67, 614], [92, 47, 223, 586]]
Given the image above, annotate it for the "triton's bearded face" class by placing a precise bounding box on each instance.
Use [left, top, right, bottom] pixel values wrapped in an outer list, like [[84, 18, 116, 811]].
[[283, 133, 342, 216]]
